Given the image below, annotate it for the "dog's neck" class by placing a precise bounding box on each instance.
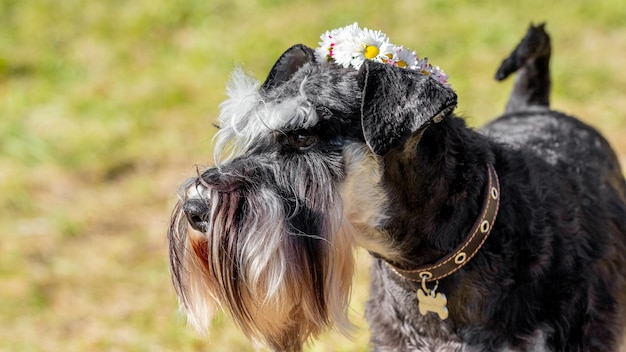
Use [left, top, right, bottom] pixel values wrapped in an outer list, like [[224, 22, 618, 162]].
[[378, 116, 495, 268]]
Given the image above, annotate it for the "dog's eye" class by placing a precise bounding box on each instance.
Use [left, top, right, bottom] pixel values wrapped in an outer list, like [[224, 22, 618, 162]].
[[285, 131, 318, 150]]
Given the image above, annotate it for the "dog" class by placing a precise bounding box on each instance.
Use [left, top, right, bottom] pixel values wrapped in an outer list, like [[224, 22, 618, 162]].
[[168, 23, 626, 351]]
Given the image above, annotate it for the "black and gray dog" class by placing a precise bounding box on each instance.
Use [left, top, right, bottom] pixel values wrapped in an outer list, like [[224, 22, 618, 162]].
[[168, 24, 626, 351]]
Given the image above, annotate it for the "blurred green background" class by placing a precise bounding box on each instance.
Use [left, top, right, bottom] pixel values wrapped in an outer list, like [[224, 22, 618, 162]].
[[1, 0, 624, 351]]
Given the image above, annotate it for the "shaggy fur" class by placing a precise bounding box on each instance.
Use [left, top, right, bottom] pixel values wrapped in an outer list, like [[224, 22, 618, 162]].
[[168, 24, 626, 351]]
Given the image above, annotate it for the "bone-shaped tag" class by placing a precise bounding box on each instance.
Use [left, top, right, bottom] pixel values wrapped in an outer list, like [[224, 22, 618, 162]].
[[417, 289, 449, 320]]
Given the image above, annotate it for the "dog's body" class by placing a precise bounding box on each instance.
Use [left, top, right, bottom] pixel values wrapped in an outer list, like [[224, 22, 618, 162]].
[[169, 25, 626, 351], [367, 108, 626, 351]]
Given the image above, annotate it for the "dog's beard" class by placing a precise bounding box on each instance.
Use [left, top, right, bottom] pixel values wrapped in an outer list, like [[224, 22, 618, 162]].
[[169, 182, 356, 351]]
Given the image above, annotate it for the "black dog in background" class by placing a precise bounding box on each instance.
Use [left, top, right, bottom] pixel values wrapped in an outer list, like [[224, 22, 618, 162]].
[[365, 24, 626, 351], [169, 24, 626, 351]]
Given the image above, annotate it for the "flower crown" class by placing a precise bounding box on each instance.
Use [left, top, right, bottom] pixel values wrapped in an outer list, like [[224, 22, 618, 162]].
[[315, 22, 449, 86]]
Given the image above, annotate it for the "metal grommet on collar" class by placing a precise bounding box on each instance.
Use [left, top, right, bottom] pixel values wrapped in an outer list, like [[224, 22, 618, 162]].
[[491, 187, 499, 200], [454, 252, 467, 264], [480, 220, 490, 233]]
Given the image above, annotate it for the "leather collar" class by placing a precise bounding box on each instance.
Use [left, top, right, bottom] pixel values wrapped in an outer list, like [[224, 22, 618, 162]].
[[388, 164, 500, 283]]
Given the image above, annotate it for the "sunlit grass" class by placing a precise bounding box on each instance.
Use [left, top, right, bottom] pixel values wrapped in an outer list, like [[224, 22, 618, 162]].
[[1, 0, 625, 351]]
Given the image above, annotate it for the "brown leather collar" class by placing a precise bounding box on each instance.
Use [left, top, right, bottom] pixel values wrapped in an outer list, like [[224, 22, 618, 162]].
[[388, 164, 500, 283]]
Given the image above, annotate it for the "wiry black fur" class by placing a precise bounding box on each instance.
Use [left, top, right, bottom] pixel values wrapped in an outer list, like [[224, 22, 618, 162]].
[[365, 24, 626, 351]]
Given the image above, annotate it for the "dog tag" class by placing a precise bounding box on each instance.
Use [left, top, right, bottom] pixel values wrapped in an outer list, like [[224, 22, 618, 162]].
[[417, 288, 449, 320]]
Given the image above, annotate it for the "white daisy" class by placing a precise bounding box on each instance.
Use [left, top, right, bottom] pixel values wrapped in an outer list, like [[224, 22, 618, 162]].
[[412, 57, 449, 85], [391, 46, 418, 69], [315, 29, 337, 62], [330, 23, 364, 68], [412, 57, 431, 73], [430, 66, 449, 85], [348, 28, 394, 69]]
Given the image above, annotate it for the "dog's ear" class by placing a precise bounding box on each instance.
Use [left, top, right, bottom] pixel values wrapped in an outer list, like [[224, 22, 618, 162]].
[[261, 44, 316, 91], [358, 61, 457, 155]]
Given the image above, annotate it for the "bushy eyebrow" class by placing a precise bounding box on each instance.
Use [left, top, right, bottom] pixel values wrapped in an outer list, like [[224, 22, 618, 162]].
[[214, 92, 320, 162]]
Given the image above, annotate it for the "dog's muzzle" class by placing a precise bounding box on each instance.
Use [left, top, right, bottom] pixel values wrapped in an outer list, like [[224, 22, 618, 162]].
[[181, 166, 247, 233], [183, 199, 209, 232]]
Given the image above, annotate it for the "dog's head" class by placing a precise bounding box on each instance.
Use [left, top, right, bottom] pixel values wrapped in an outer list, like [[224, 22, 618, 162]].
[[168, 44, 456, 350]]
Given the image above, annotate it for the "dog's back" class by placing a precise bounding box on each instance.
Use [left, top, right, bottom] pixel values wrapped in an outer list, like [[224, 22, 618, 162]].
[[483, 24, 626, 350], [485, 25, 626, 199]]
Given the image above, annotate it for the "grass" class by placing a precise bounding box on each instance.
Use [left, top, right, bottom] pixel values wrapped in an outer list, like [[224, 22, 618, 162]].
[[1, 0, 625, 351]]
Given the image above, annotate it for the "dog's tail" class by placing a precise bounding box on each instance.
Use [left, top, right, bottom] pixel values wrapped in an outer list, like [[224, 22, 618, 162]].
[[495, 23, 551, 113]]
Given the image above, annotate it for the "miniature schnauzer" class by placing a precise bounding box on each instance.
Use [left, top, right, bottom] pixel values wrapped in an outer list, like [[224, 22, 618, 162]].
[[168, 24, 626, 351]]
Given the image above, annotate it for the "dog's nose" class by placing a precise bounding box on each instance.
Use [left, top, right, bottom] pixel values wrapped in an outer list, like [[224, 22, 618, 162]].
[[183, 199, 209, 232]]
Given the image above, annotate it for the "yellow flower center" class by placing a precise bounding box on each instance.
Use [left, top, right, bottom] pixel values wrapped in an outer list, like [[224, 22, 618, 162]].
[[397, 60, 407, 68], [364, 45, 380, 59]]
